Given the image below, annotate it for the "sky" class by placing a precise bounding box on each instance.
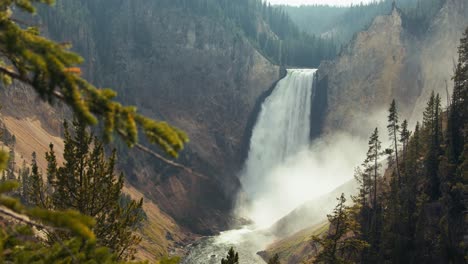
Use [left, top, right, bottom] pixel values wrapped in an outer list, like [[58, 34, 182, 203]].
[[266, 0, 378, 6]]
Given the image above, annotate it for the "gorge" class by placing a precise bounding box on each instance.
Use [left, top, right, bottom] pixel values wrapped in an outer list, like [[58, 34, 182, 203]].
[[0, 0, 467, 262], [182, 68, 368, 262]]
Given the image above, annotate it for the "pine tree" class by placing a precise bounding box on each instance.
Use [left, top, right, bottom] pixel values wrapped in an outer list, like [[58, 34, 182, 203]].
[[6, 147, 15, 181], [313, 194, 369, 264], [364, 128, 383, 209], [30, 120, 144, 260], [423, 92, 443, 201], [19, 160, 30, 202], [380, 118, 413, 262], [437, 27, 468, 263], [400, 120, 411, 165], [353, 167, 371, 210], [27, 152, 47, 207], [447, 28, 467, 163], [360, 128, 384, 263], [221, 247, 239, 264], [45, 143, 57, 196], [380, 171, 404, 263], [387, 99, 401, 186]]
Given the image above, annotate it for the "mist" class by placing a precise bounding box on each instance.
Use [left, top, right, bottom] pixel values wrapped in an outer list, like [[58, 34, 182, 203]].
[[237, 132, 367, 228], [236, 86, 393, 229]]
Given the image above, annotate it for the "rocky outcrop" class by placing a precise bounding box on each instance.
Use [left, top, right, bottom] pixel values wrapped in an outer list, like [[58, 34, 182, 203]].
[[36, 0, 280, 234], [318, 0, 468, 137], [410, 0, 468, 123], [318, 7, 420, 137], [264, 1, 467, 261]]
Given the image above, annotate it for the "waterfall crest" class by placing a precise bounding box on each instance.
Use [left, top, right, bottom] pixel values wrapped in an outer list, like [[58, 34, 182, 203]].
[[240, 69, 317, 226]]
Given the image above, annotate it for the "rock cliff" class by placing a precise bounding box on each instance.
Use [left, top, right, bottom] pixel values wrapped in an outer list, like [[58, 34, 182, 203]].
[[318, 6, 419, 136], [318, 0, 468, 136], [262, 1, 468, 261], [36, 0, 280, 234]]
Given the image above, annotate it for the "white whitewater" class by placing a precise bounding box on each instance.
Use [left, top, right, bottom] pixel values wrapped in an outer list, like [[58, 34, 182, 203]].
[[182, 69, 317, 264], [182, 68, 365, 263], [240, 68, 317, 227]]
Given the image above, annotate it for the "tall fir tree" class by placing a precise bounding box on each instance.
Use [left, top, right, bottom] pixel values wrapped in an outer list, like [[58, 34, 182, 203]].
[[19, 160, 30, 202], [30, 120, 143, 260], [437, 26, 468, 263], [423, 92, 443, 201], [27, 152, 47, 208], [400, 120, 411, 166], [313, 194, 369, 264], [6, 147, 15, 181], [364, 128, 383, 210], [360, 128, 384, 263], [45, 143, 57, 196], [387, 99, 401, 186]]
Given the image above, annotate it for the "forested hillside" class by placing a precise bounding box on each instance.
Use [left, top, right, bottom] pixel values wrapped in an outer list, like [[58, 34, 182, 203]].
[[41, 0, 336, 70], [259, 26, 468, 264], [1, 0, 467, 263], [284, 0, 446, 46], [170, 0, 337, 67], [0, 0, 190, 262], [312, 28, 467, 263]]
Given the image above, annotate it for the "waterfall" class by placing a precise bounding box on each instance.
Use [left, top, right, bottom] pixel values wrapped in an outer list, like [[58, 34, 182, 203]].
[[240, 69, 317, 227], [183, 68, 366, 264]]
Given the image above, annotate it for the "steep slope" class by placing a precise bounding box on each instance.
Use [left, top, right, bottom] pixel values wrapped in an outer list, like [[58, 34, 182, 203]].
[[32, 0, 281, 234], [318, 6, 419, 136], [262, 0, 467, 261], [258, 221, 328, 264], [410, 0, 468, 122], [269, 180, 358, 238], [283, 0, 442, 46], [0, 83, 66, 169], [0, 85, 192, 260], [317, 0, 468, 136]]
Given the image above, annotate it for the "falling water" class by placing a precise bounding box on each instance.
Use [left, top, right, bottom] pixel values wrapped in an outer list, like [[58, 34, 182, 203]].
[[182, 69, 318, 264], [239, 69, 317, 227]]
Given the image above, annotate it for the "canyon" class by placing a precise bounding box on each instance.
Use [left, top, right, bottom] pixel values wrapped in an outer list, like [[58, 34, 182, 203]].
[[1, 0, 467, 261]]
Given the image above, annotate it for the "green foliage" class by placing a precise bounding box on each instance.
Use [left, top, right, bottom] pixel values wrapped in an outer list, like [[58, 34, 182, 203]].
[[0, 180, 137, 263], [23, 120, 144, 260], [422, 91, 443, 201], [167, 0, 336, 67], [0, 150, 8, 171], [27, 152, 47, 207], [387, 99, 402, 185], [0, 0, 193, 262], [339, 27, 468, 264], [0, 121, 147, 263], [0, 0, 188, 157], [313, 194, 369, 264], [221, 247, 239, 264]]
